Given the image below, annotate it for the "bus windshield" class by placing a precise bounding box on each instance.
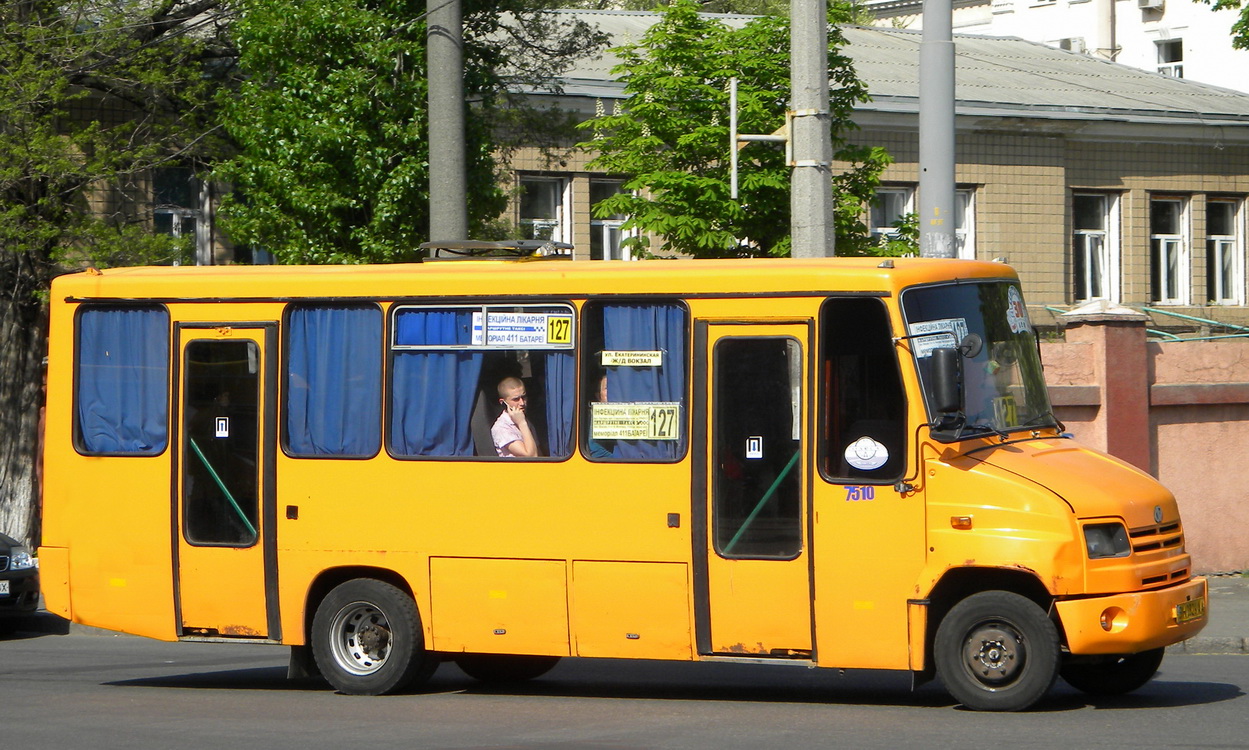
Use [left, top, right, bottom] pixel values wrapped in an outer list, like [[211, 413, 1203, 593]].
[[901, 280, 1054, 438]]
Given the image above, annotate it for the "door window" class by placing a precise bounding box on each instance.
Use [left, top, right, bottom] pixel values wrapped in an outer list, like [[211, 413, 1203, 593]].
[[712, 337, 803, 559], [183, 339, 260, 546]]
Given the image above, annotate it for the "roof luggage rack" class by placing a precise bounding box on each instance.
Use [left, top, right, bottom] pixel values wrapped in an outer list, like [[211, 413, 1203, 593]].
[[419, 240, 574, 260]]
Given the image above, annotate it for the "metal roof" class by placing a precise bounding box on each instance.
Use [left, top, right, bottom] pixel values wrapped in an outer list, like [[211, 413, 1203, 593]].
[[543, 10, 1249, 127]]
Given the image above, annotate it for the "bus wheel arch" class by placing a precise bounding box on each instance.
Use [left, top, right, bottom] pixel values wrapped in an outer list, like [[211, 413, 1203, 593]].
[[309, 575, 438, 695], [924, 568, 1060, 711]]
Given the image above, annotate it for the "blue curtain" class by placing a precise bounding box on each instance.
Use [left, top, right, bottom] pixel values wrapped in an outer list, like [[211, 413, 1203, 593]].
[[602, 303, 687, 460], [391, 309, 483, 456], [544, 351, 574, 457], [287, 305, 382, 456], [77, 306, 169, 455]]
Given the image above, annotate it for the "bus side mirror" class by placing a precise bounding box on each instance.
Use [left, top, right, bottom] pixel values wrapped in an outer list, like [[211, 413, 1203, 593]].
[[931, 347, 963, 414]]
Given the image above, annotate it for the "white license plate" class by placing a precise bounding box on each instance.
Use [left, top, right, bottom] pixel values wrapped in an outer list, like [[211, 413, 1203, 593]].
[[0, 580, 9, 596]]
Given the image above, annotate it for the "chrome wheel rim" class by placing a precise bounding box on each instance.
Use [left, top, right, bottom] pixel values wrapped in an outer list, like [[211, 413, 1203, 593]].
[[329, 601, 392, 676]]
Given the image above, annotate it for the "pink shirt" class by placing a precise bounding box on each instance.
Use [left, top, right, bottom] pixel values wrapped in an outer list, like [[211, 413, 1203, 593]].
[[491, 411, 524, 457]]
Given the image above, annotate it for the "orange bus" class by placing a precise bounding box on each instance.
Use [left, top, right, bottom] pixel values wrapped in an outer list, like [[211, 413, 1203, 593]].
[[39, 251, 1207, 711]]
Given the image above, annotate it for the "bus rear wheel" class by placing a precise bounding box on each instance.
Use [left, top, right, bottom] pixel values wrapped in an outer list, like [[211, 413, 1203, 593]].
[[455, 654, 561, 684], [311, 578, 437, 695], [934, 591, 1060, 712], [1060, 648, 1164, 696]]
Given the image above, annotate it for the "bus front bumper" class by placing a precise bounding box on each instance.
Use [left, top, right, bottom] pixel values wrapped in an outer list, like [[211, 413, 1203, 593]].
[[1055, 577, 1207, 655]]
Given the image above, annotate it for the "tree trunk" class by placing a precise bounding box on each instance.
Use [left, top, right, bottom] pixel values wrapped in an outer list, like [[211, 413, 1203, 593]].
[[0, 252, 49, 548]]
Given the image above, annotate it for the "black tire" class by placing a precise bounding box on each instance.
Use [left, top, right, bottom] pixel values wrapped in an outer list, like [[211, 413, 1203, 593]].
[[934, 591, 1060, 712], [455, 654, 561, 684], [1060, 648, 1164, 696], [311, 578, 438, 695]]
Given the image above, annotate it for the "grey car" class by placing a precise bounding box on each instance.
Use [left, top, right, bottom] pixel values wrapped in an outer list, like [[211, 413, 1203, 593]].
[[0, 532, 39, 635]]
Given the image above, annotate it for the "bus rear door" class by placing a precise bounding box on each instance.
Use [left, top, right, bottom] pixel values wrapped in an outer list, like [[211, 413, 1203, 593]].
[[174, 324, 279, 639]]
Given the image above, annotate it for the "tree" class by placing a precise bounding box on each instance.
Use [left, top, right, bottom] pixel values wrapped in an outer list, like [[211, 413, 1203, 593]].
[[577, 0, 895, 258], [216, 0, 607, 264], [0, 1, 233, 544], [1210, 0, 1249, 49]]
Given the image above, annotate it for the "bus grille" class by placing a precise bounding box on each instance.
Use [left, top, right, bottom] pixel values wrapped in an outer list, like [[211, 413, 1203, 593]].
[[1129, 522, 1183, 554]]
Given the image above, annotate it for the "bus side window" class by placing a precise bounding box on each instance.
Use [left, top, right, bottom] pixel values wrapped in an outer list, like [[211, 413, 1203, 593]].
[[820, 297, 905, 482], [389, 305, 574, 459], [580, 301, 688, 461], [75, 305, 170, 456], [285, 304, 383, 458]]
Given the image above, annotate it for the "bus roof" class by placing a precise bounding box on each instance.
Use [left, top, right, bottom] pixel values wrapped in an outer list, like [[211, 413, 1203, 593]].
[[52, 257, 1017, 302]]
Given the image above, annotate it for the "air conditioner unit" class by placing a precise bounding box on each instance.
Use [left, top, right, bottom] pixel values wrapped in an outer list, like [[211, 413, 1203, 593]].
[[1138, 0, 1164, 10]]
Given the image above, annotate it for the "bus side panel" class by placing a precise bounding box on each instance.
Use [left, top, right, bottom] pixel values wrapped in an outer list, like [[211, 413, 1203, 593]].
[[42, 296, 178, 640], [51, 457, 178, 640], [430, 557, 570, 655], [571, 561, 692, 660]]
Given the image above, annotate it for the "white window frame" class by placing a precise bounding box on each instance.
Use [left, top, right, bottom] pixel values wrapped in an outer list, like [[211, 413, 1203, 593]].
[[519, 176, 572, 243], [153, 167, 209, 266], [1072, 192, 1121, 303], [589, 179, 637, 261], [1150, 197, 1190, 305], [869, 186, 914, 241], [955, 188, 976, 260], [1207, 198, 1244, 306], [1157, 39, 1184, 78]]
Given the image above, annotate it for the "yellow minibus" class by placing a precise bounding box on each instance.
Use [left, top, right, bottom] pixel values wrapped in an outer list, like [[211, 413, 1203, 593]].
[[39, 251, 1207, 711]]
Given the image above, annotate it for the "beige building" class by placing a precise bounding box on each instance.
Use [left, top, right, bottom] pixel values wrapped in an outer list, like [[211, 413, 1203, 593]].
[[512, 11, 1249, 330]]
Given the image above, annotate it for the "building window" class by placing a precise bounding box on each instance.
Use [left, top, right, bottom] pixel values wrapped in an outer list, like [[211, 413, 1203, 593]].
[[1157, 39, 1183, 78], [1207, 199, 1243, 305], [1072, 193, 1119, 303], [955, 189, 976, 259], [153, 167, 204, 265], [519, 176, 570, 243], [589, 180, 635, 260], [1151, 197, 1189, 305], [869, 187, 914, 241]]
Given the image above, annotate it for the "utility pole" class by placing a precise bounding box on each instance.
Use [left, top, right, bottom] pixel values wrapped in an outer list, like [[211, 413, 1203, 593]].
[[918, 0, 957, 258], [789, 0, 835, 258], [427, 0, 468, 242]]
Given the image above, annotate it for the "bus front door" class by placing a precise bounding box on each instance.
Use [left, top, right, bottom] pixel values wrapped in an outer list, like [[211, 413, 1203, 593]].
[[174, 325, 278, 639], [696, 322, 813, 657]]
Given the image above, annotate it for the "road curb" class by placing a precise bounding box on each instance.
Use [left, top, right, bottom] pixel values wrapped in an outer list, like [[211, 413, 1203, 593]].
[[1166, 636, 1249, 655]]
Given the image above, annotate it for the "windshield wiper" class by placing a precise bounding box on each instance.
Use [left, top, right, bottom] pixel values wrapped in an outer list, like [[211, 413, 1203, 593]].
[[961, 422, 1010, 441], [1021, 410, 1068, 433]]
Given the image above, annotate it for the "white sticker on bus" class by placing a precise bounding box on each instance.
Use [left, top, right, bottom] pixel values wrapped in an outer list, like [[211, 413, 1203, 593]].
[[907, 318, 969, 358]]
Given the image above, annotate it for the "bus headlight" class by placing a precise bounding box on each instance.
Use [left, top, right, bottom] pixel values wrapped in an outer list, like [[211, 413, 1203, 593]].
[[1083, 523, 1130, 559]]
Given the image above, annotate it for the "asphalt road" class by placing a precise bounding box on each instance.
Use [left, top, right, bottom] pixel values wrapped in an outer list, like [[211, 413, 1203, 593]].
[[1, 632, 1246, 750]]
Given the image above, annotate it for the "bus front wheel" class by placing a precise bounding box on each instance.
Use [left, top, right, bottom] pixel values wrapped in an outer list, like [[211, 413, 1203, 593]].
[[311, 578, 437, 695], [934, 591, 1060, 711], [1060, 648, 1164, 696]]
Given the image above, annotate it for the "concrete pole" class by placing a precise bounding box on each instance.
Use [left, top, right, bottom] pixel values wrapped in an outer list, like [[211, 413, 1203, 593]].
[[789, 0, 835, 258], [427, 0, 468, 242], [918, 0, 957, 258]]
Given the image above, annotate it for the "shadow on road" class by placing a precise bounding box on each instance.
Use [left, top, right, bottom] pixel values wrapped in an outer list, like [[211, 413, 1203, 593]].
[[98, 657, 1244, 711]]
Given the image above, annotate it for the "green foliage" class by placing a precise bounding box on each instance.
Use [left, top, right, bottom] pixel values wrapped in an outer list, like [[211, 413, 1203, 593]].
[[216, 0, 606, 264], [1, 1, 228, 273], [577, 0, 891, 258], [1209, 0, 1249, 49]]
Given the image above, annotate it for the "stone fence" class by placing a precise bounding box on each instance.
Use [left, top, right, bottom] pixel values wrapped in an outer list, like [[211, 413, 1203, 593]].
[[1041, 302, 1249, 574]]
